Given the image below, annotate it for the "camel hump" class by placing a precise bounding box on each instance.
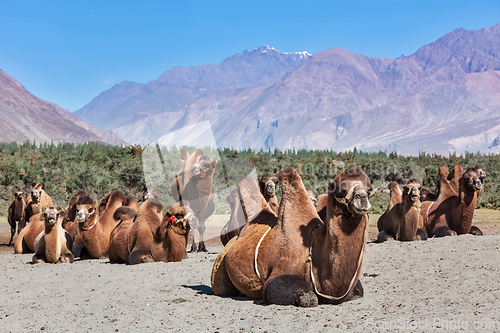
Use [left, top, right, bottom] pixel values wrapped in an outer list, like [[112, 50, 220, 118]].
[[387, 181, 401, 194], [238, 176, 265, 221], [141, 198, 164, 214], [438, 165, 449, 179], [436, 177, 457, 200], [77, 195, 95, 205], [114, 206, 137, 221], [180, 148, 190, 161], [32, 182, 45, 190], [107, 190, 128, 204], [276, 167, 301, 193]]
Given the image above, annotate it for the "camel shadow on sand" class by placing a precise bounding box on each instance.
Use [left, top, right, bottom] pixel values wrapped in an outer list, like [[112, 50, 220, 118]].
[[182, 284, 263, 304]]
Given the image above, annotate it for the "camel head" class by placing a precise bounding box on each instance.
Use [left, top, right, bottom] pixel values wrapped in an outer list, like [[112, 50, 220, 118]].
[[190, 155, 218, 178], [75, 196, 97, 224], [143, 190, 155, 201], [475, 165, 487, 181], [462, 168, 483, 192], [258, 172, 279, 198], [30, 182, 45, 202], [163, 202, 199, 233], [43, 207, 65, 227], [330, 167, 372, 217], [13, 189, 23, 201], [306, 188, 318, 207], [403, 179, 421, 204]]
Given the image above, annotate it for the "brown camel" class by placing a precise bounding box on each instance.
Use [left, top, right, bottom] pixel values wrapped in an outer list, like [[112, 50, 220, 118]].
[[258, 172, 279, 215], [171, 149, 217, 252], [475, 165, 487, 198], [109, 200, 198, 264], [13, 206, 64, 254], [212, 166, 372, 307], [376, 180, 427, 242], [75, 190, 127, 259], [7, 189, 26, 246], [420, 167, 483, 237], [25, 182, 53, 225], [32, 207, 74, 264]]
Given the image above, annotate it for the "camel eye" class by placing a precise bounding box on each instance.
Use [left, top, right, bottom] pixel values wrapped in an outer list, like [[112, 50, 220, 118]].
[[88, 207, 94, 213]]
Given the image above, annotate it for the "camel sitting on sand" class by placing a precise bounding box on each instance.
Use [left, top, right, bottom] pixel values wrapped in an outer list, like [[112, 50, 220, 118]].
[[14, 206, 64, 254], [25, 182, 53, 224], [32, 207, 74, 264], [108, 200, 198, 264], [171, 149, 217, 252], [376, 180, 428, 242], [212, 166, 372, 307], [421, 167, 484, 237], [7, 189, 26, 246], [74, 191, 127, 259]]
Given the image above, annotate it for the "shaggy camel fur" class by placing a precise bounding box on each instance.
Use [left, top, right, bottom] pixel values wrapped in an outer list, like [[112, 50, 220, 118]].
[[212, 166, 371, 307], [7, 189, 25, 246], [420, 168, 483, 237], [108, 200, 198, 264], [25, 182, 53, 225], [258, 173, 279, 215], [75, 191, 127, 259], [32, 207, 74, 264], [171, 149, 217, 252], [13, 206, 64, 254], [376, 180, 427, 242]]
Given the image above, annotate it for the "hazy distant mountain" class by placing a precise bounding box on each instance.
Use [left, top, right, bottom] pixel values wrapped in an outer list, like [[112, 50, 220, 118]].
[[77, 25, 500, 155], [75, 46, 311, 130], [0, 70, 125, 145]]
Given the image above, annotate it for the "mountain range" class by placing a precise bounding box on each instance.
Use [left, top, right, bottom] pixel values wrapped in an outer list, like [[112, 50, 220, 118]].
[[4, 25, 500, 155], [0, 70, 124, 145]]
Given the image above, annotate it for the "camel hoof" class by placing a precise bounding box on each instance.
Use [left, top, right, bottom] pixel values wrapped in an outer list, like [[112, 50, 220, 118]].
[[416, 228, 428, 241], [297, 292, 318, 307], [469, 226, 483, 236], [189, 244, 198, 253], [197, 242, 207, 252]]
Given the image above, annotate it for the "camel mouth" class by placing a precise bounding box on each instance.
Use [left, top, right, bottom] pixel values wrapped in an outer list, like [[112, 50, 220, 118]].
[[410, 195, 419, 202], [76, 215, 87, 223], [47, 217, 57, 225], [473, 183, 482, 191], [351, 200, 371, 216]]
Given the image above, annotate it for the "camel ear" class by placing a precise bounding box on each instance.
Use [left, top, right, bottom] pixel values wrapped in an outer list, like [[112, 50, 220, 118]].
[[32, 182, 37, 188], [257, 177, 262, 182]]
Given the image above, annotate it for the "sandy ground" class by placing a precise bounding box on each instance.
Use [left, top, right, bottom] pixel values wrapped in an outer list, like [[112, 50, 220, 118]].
[[0, 213, 500, 332]]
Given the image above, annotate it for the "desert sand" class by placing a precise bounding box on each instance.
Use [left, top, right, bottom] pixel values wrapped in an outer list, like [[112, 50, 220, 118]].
[[1, 216, 499, 332]]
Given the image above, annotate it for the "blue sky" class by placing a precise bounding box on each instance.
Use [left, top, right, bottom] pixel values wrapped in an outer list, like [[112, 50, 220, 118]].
[[1, 0, 499, 112]]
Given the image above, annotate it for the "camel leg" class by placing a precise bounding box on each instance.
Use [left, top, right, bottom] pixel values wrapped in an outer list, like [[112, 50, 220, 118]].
[[433, 226, 457, 237], [350, 279, 364, 300], [375, 231, 395, 243], [197, 224, 207, 252], [32, 254, 46, 263], [7, 216, 15, 247], [211, 237, 240, 297], [469, 226, 483, 236], [18, 218, 26, 233], [188, 230, 197, 253], [263, 275, 318, 307], [129, 249, 153, 264], [59, 252, 75, 263], [416, 228, 428, 241]]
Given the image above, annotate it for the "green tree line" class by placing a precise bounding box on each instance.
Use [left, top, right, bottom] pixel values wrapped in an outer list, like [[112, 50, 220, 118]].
[[0, 141, 498, 216]]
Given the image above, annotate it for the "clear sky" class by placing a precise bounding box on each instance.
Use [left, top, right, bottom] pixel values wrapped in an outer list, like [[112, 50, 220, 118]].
[[1, 0, 499, 112]]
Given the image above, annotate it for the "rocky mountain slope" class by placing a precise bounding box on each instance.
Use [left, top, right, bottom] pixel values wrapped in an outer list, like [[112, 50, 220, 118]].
[[77, 25, 500, 155], [0, 70, 125, 145]]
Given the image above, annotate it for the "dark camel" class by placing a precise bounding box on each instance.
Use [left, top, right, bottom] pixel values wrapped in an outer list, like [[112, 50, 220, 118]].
[[7, 189, 25, 246], [212, 166, 371, 307], [420, 168, 483, 237]]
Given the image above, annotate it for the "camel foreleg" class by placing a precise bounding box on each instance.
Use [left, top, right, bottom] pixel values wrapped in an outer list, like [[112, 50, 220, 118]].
[[469, 226, 483, 236], [263, 275, 318, 307], [416, 228, 428, 240], [7, 216, 15, 247]]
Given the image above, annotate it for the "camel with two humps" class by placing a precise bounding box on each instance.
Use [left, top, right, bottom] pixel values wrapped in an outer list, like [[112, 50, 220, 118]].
[[32, 207, 74, 264], [212, 166, 371, 307], [108, 200, 198, 264]]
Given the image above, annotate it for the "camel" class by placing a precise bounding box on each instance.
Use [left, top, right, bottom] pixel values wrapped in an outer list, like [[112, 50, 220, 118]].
[[220, 189, 247, 246], [13, 206, 64, 254], [211, 166, 372, 307], [25, 182, 53, 224], [32, 207, 74, 264], [7, 189, 26, 246], [108, 200, 198, 264], [75, 190, 127, 259], [420, 167, 484, 237], [376, 180, 428, 242], [475, 165, 487, 198], [171, 149, 217, 252], [258, 172, 279, 215]]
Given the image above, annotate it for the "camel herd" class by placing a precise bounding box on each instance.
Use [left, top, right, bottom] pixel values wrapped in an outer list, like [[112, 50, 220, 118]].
[[5, 152, 487, 307]]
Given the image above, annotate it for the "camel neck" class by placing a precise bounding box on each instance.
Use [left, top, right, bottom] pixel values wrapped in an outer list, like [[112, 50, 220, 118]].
[[79, 215, 103, 258], [44, 222, 63, 263], [457, 180, 477, 234], [399, 202, 420, 240]]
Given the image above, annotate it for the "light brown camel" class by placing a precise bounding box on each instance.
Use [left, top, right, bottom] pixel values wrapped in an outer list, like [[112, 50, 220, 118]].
[[13, 206, 64, 254], [376, 180, 428, 242], [258, 172, 279, 215], [420, 167, 483, 237], [108, 200, 198, 264], [7, 189, 26, 246], [75, 190, 127, 259], [32, 207, 74, 264], [212, 166, 372, 307], [171, 149, 217, 252], [25, 182, 53, 225]]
